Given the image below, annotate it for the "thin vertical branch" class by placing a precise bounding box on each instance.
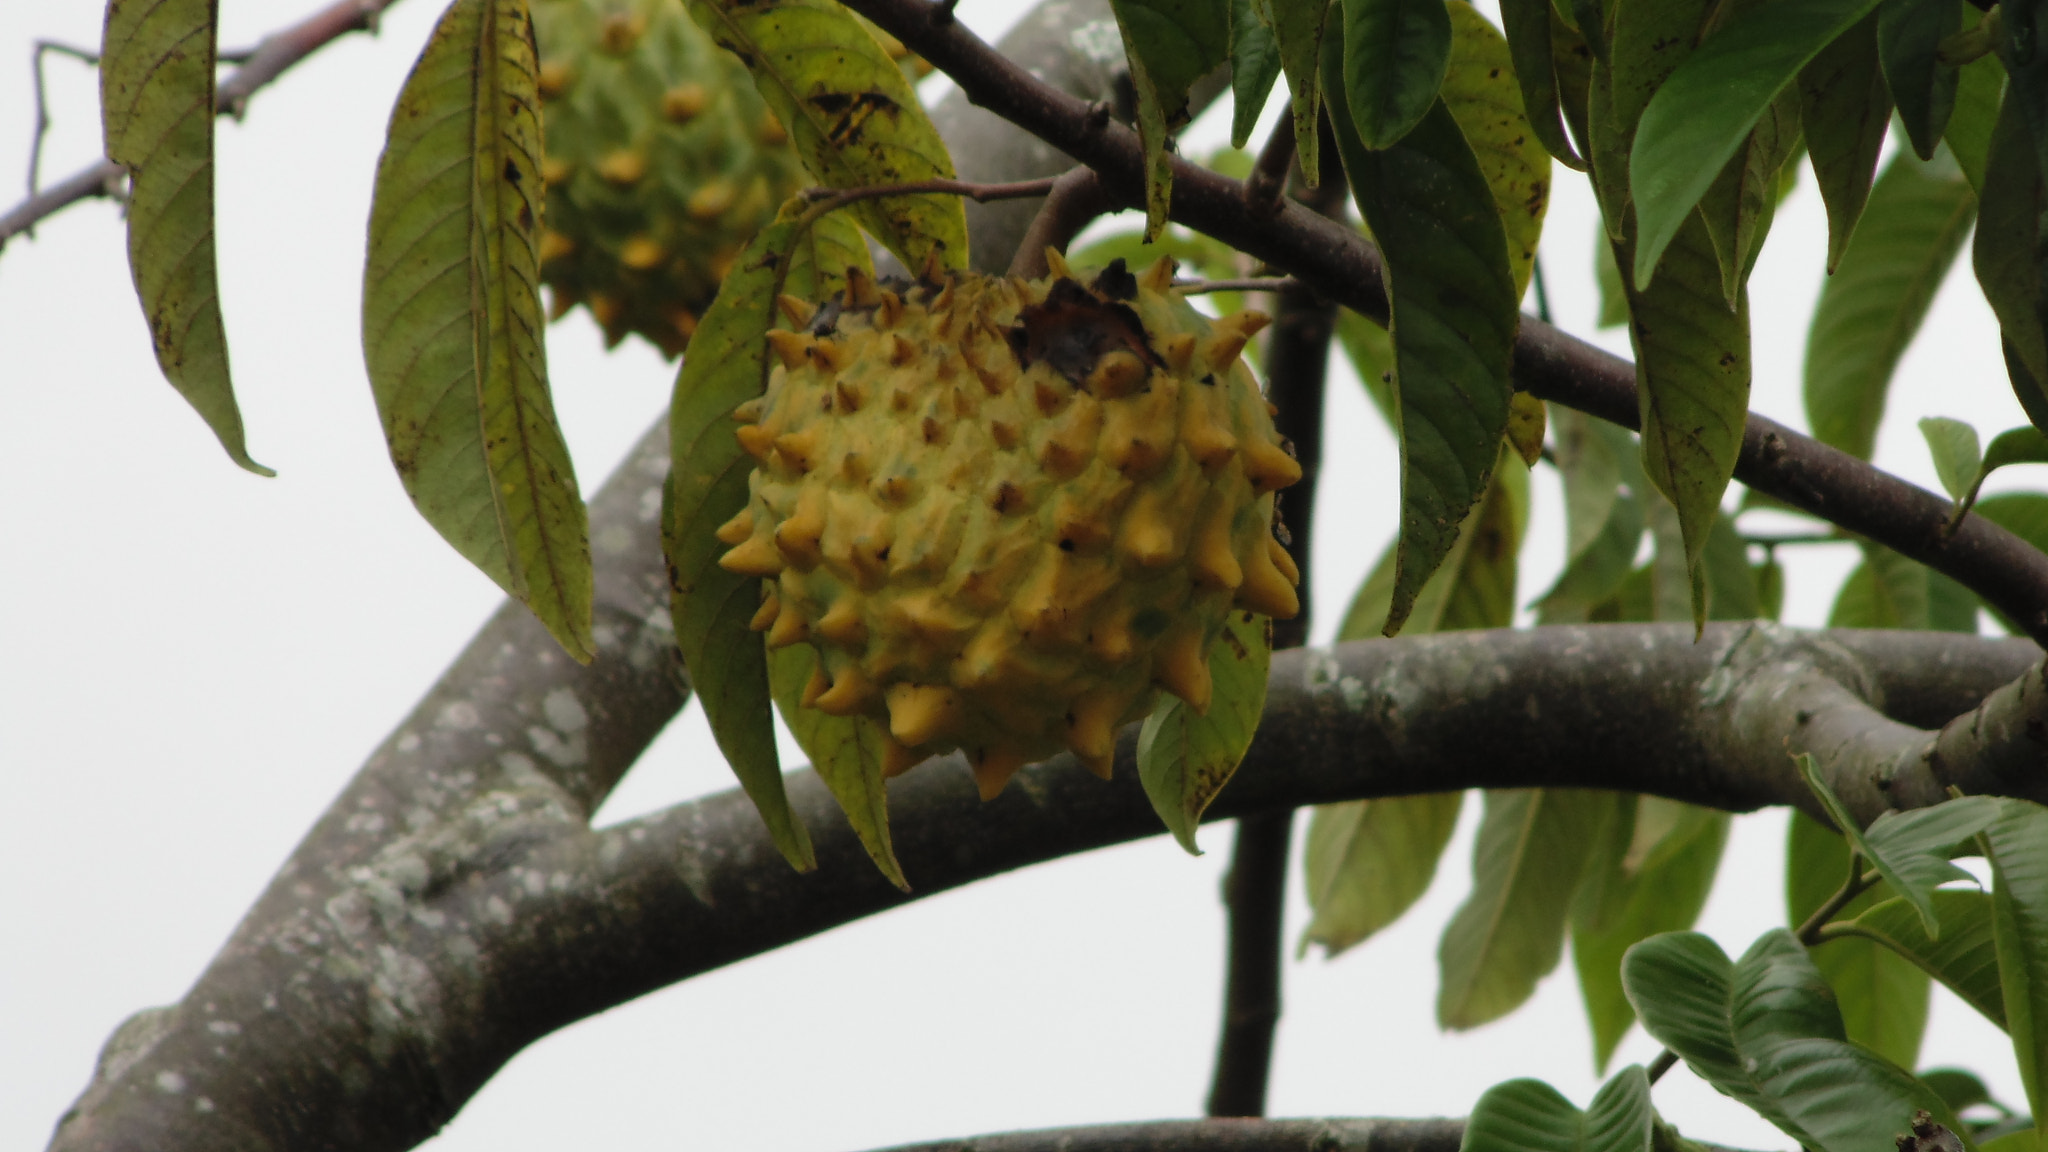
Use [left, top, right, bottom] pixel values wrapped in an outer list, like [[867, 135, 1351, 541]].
[[1205, 132, 1345, 1118]]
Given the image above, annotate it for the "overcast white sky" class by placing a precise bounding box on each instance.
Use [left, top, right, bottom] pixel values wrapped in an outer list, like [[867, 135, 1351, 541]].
[[0, 2, 2040, 1150]]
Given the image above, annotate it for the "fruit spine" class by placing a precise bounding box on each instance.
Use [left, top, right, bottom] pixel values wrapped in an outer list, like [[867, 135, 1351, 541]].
[[531, 0, 807, 357], [717, 254, 1302, 799]]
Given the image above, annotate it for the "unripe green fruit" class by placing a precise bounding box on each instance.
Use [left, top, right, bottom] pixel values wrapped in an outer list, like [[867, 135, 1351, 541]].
[[717, 256, 1302, 798], [532, 0, 807, 357]]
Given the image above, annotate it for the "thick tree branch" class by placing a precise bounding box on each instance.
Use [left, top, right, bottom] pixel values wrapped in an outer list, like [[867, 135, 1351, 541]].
[[51, 620, 2047, 1152], [874, 1117, 1467, 1152], [1, 0, 401, 251], [839, 0, 2048, 646]]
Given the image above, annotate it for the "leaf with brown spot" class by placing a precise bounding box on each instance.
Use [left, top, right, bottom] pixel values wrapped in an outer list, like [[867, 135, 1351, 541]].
[[101, 0, 269, 474], [363, 0, 593, 660], [686, 0, 965, 271]]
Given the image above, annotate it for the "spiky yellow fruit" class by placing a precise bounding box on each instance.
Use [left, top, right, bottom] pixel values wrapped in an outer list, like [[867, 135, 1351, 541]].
[[531, 0, 807, 357], [718, 256, 1300, 798]]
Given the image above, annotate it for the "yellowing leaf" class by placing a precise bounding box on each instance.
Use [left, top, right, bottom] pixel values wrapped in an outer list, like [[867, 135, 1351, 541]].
[[101, 0, 269, 475], [1442, 1, 1553, 297], [687, 0, 965, 271], [363, 0, 593, 661], [1113, 0, 1232, 239]]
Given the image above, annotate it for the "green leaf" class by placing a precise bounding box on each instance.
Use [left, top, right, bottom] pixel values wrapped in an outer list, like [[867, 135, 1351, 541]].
[[1302, 792, 1465, 956], [1973, 91, 2048, 398], [1573, 797, 1730, 1071], [100, 0, 268, 475], [1835, 891, 2008, 1031], [363, 0, 593, 661], [1112, 0, 1233, 238], [1983, 799, 2048, 1140], [1922, 416, 1986, 499], [1536, 408, 1641, 620], [1797, 14, 1893, 272], [1799, 757, 2000, 938], [769, 642, 907, 890], [1986, 425, 2048, 473], [686, 0, 966, 271], [665, 200, 866, 874], [1137, 610, 1273, 854], [1232, 0, 1284, 148], [1880, 0, 1964, 160], [1803, 145, 1977, 459], [1594, 234, 1630, 327], [1621, 211, 1750, 633], [1552, 9, 1595, 160], [1438, 788, 1610, 1030], [1622, 929, 1964, 1152], [1828, 542, 1980, 630], [1461, 1068, 1656, 1152], [1786, 809, 1931, 1069], [1629, 0, 1882, 288], [1696, 85, 1802, 307], [1443, 1, 1554, 296], [1325, 35, 1520, 635], [1340, 0, 1453, 148], [1268, 0, 1336, 185], [1335, 307, 1398, 424], [1920, 1068, 2006, 1115], [1944, 48, 2003, 195], [2000, 0, 2048, 193], [1585, 0, 1709, 237], [1497, 0, 1585, 168]]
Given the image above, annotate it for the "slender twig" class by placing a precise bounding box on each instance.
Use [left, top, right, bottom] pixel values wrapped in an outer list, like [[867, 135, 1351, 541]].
[[1207, 158, 1345, 1119], [845, 0, 2048, 645], [1178, 277, 1299, 295], [1, 0, 403, 251], [1242, 115, 1295, 218], [798, 175, 1060, 207], [28, 41, 99, 204], [1530, 256, 1553, 325], [1007, 166, 1110, 277], [1646, 1049, 1679, 1083]]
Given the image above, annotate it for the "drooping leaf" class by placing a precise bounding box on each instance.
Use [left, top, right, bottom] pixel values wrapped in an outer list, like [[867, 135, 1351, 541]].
[[687, 0, 966, 271], [1232, 0, 1284, 148], [1921, 416, 1986, 499], [1335, 306, 1397, 424], [363, 0, 593, 660], [1573, 796, 1730, 1071], [1340, 453, 1528, 639], [1982, 799, 2048, 1140], [1552, 8, 1595, 159], [1340, 0, 1453, 148], [1536, 408, 1641, 621], [1804, 145, 1977, 459], [1438, 788, 1611, 1030], [1880, 0, 1964, 159], [1111, 0, 1233, 237], [1325, 30, 1519, 635], [1138, 611, 1273, 854], [1799, 758, 2001, 938], [1834, 890, 2008, 1031], [1696, 85, 1802, 306], [1622, 211, 1750, 632], [768, 641, 907, 890], [665, 200, 866, 873], [1945, 48, 2003, 195], [1442, 1, 1553, 296], [1462, 1068, 1656, 1152], [1629, 0, 1882, 288], [1622, 929, 1964, 1152], [1302, 791, 1464, 956], [2000, 0, 2048, 194], [1828, 542, 1980, 631], [1786, 809, 1930, 1069], [1594, 234, 1630, 327], [1268, 0, 1336, 185], [1973, 92, 2048, 401], [1798, 14, 1892, 272], [101, 0, 268, 475], [1497, 0, 1584, 168]]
